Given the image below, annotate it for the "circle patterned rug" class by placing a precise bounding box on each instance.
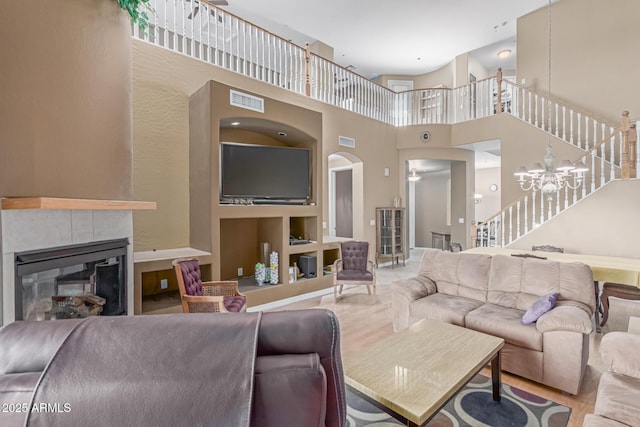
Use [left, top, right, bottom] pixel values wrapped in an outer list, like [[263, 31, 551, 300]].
[[346, 374, 571, 426]]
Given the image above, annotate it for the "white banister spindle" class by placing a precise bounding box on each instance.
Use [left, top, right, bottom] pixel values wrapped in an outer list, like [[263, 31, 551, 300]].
[[508, 206, 513, 243], [577, 113, 582, 148], [524, 197, 529, 234], [555, 189, 560, 215], [564, 185, 569, 209], [600, 144, 606, 187], [535, 94, 539, 127], [591, 151, 596, 192], [516, 201, 521, 239], [554, 103, 559, 137], [531, 191, 536, 231], [547, 196, 552, 219], [501, 211, 506, 247], [540, 190, 544, 225]]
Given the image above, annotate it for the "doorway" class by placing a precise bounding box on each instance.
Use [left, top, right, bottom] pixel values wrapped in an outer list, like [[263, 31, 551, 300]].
[[334, 169, 353, 238]]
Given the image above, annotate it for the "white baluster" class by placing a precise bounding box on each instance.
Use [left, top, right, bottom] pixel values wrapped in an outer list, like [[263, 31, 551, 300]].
[[577, 113, 582, 148], [516, 201, 521, 239], [508, 206, 513, 243], [524, 197, 529, 234], [540, 189, 544, 225], [564, 185, 569, 209], [535, 94, 539, 127], [501, 211, 506, 247], [531, 191, 536, 231], [600, 144, 606, 187], [562, 106, 566, 141], [591, 151, 596, 192], [584, 117, 590, 150], [555, 188, 560, 215], [570, 110, 574, 143], [547, 196, 552, 219], [555, 103, 559, 137]]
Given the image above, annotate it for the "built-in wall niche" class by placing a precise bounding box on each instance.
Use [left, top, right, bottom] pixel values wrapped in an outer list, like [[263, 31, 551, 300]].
[[322, 248, 340, 276], [289, 216, 317, 242], [219, 217, 283, 282], [288, 251, 319, 282], [219, 117, 318, 206]]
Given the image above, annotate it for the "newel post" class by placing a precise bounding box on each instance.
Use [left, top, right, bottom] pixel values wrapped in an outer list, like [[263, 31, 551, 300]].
[[621, 111, 637, 179], [304, 42, 311, 97], [496, 68, 503, 114]]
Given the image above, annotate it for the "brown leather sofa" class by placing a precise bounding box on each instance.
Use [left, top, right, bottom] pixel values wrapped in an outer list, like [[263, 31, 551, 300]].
[[392, 249, 595, 395], [583, 331, 640, 426], [0, 309, 346, 427]]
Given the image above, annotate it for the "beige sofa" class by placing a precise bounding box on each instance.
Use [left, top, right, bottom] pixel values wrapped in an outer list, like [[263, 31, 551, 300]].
[[583, 331, 640, 426], [391, 249, 595, 394]]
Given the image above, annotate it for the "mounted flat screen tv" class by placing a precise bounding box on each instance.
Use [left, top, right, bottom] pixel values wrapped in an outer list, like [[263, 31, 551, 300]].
[[220, 142, 311, 202]]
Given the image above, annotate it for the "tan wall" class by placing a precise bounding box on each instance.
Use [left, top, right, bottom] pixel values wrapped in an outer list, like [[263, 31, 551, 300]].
[[474, 167, 501, 222], [414, 170, 450, 247], [133, 41, 398, 252], [0, 0, 132, 199], [517, 0, 640, 123]]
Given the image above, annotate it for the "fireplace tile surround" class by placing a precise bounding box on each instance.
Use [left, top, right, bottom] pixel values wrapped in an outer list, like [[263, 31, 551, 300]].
[[0, 198, 154, 326]]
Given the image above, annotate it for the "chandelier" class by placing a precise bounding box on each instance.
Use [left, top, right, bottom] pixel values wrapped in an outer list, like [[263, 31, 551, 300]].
[[514, 144, 588, 198], [513, 0, 588, 199]]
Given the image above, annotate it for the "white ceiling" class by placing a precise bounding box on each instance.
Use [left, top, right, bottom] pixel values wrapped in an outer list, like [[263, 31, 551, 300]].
[[221, 0, 553, 79]]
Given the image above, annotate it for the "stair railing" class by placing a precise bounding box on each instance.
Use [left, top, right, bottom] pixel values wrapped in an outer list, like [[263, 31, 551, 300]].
[[500, 78, 622, 167], [476, 127, 623, 248]]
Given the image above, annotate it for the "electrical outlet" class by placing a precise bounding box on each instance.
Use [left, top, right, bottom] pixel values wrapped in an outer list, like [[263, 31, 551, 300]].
[[160, 279, 168, 290], [238, 267, 243, 277]]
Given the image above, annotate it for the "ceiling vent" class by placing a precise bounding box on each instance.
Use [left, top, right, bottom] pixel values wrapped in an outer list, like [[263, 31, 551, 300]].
[[230, 90, 264, 113], [338, 136, 356, 148]]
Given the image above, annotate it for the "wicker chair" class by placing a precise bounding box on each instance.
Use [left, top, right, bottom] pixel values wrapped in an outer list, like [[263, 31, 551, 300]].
[[172, 258, 246, 313], [532, 244, 564, 253], [333, 241, 376, 302]]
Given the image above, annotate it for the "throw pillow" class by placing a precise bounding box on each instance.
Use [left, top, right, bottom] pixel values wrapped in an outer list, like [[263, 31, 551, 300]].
[[522, 292, 559, 325]]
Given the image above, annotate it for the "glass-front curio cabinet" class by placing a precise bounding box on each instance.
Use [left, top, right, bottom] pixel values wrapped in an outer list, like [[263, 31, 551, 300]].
[[375, 208, 405, 268]]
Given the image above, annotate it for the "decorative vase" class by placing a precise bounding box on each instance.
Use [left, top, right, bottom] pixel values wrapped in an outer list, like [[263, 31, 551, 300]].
[[269, 251, 279, 285], [255, 263, 266, 285]]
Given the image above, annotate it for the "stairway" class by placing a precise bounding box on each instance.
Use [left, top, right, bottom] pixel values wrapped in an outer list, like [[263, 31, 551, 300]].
[[477, 79, 624, 248]]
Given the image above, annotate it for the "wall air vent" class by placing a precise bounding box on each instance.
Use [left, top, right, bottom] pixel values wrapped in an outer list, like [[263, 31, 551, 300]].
[[338, 136, 356, 148], [230, 90, 264, 113]]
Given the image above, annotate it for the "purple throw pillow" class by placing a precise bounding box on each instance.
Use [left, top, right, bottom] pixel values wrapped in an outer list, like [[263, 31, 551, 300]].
[[521, 292, 559, 325]]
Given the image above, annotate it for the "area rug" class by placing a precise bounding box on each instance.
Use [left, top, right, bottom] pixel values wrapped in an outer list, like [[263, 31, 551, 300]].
[[346, 374, 571, 427]]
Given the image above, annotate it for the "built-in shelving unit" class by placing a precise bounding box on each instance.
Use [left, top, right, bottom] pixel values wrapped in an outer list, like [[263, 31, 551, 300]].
[[189, 80, 328, 307]]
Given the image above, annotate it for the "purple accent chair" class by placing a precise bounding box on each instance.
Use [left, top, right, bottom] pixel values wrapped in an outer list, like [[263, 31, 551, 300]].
[[172, 258, 246, 313], [333, 241, 376, 302]]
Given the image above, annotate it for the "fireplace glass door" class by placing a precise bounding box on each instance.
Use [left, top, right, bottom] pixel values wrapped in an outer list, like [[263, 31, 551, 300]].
[[15, 239, 128, 321]]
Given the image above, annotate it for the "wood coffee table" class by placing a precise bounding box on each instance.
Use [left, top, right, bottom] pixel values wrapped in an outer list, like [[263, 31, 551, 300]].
[[344, 319, 504, 427]]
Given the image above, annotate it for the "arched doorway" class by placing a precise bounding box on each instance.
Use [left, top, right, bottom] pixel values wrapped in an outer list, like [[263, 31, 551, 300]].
[[328, 152, 364, 239]]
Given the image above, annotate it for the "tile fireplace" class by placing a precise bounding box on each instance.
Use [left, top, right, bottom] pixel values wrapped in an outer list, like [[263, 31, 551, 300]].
[[0, 198, 157, 325]]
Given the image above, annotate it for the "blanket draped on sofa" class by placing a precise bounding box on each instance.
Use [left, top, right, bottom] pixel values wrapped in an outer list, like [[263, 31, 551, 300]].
[[23, 313, 262, 427]]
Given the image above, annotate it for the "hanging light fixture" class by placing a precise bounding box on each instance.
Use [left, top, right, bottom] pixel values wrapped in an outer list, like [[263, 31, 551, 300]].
[[514, 145, 588, 197], [408, 169, 421, 182], [513, 0, 588, 199]]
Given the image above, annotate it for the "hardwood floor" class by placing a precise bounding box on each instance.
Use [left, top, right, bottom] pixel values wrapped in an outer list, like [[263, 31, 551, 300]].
[[144, 248, 640, 427]]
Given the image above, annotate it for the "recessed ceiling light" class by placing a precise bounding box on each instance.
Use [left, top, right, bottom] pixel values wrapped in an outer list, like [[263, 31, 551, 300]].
[[230, 121, 240, 126], [497, 49, 512, 59], [278, 131, 287, 137]]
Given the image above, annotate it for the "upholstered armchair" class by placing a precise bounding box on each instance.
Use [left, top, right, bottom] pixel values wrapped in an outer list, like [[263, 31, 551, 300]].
[[333, 241, 376, 302], [172, 258, 246, 313]]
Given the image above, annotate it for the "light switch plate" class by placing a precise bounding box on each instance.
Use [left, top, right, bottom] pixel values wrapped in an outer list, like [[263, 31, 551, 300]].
[[370, 219, 376, 226], [458, 218, 465, 224]]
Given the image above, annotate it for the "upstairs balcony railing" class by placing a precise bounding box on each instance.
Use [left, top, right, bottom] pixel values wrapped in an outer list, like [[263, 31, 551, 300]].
[[133, 0, 506, 126], [134, 0, 637, 248]]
